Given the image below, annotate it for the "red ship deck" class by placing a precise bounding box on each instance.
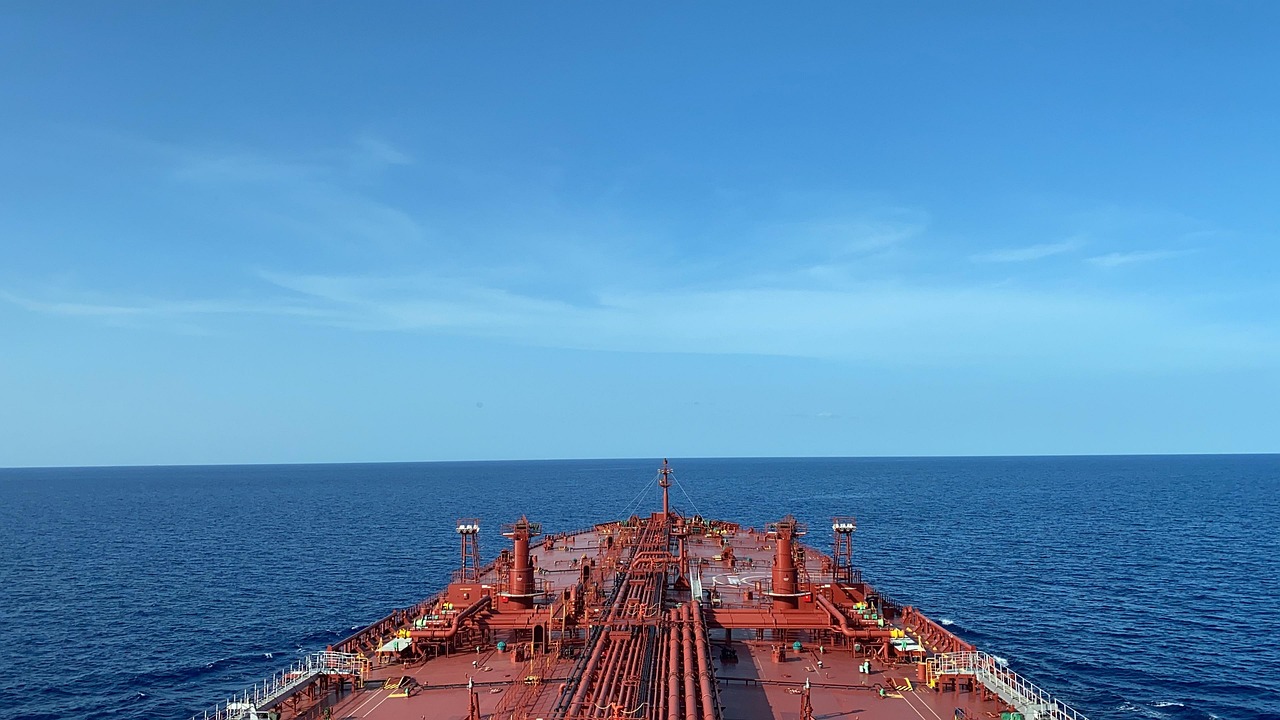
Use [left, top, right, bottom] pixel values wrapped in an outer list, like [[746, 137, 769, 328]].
[[199, 465, 1083, 720], [327, 644, 1001, 720]]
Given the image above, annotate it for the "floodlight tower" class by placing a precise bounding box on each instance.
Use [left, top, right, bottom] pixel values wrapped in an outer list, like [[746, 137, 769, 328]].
[[832, 516, 857, 584], [457, 518, 482, 581]]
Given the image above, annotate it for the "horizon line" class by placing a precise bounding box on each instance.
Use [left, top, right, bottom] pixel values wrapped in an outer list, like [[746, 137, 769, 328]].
[[2, 451, 1277, 472]]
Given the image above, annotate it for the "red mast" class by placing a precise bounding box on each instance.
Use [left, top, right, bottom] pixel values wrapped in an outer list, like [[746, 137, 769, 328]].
[[658, 458, 672, 516]]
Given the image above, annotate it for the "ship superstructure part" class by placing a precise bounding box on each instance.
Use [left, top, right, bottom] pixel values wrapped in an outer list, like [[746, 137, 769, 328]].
[[193, 462, 1088, 720]]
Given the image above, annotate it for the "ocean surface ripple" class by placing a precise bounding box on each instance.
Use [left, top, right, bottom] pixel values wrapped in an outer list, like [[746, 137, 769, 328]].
[[1, 455, 1276, 720]]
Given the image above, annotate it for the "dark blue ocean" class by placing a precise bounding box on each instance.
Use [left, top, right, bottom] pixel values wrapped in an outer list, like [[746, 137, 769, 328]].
[[2, 456, 1277, 720]]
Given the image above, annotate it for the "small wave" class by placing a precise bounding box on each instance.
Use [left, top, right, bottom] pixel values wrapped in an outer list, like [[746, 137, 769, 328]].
[[991, 655, 1008, 666], [299, 627, 346, 644], [263, 652, 273, 659], [129, 653, 257, 686], [135, 692, 147, 698], [1115, 702, 1163, 718], [938, 618, 955, 626], [1153, 702, 1184, 708]]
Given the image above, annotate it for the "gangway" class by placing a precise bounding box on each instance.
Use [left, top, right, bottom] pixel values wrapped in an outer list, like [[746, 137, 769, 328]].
[[690, 562, 704, 602], [926, 651, 1088, 720], [192, 651, 370, 720]]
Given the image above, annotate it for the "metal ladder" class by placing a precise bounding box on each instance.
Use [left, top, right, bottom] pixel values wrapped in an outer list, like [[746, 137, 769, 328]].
[[192, 651, 370, 720], [926, 651, 1088, 720]]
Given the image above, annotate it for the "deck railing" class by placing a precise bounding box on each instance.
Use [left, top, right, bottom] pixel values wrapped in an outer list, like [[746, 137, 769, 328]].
[[191, 651, 369, 720], [927, 651, 1088, 720]]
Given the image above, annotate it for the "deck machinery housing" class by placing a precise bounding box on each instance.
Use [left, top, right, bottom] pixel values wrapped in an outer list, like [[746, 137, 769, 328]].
[[197, 461, 1088, 720]]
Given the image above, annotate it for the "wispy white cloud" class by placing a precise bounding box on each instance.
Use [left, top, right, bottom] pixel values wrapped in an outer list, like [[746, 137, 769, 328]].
[[971, 238, 1082, 263], [0, 291, 330, 329], [354, 135, 412, 167], [170, 138, 426, 253], [785, 218, 922, 257], [1086, 249, 1195, 268], [8, 258, 1275, 371], [764, 208, 926, 255], [2, 293, 145, 318], [3, 133, 1259, 373], [736, 212, 927, 288], [241, 269, 1278, 371]]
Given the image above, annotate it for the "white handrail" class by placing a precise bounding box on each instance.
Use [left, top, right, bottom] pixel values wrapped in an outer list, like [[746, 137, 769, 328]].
[[927, 651, 1087, 720], [192, 651, 369, 720]]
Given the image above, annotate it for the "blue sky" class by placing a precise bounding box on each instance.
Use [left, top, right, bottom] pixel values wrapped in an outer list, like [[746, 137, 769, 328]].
[[2, 3, 1277, 466]]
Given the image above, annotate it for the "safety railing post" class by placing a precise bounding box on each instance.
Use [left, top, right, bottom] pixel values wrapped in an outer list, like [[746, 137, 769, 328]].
[[930, 651, 1087, 720]]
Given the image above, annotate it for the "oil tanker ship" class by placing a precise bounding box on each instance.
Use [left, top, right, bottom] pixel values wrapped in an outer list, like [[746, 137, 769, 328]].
[[194, 461, 1088, 720]]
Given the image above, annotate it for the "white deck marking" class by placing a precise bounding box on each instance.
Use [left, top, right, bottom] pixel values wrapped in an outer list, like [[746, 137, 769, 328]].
[[899, 685, 946, 720], [897, 689, 930, 720], [359, 688, 397, 717], [347, 687, 389, 716]]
